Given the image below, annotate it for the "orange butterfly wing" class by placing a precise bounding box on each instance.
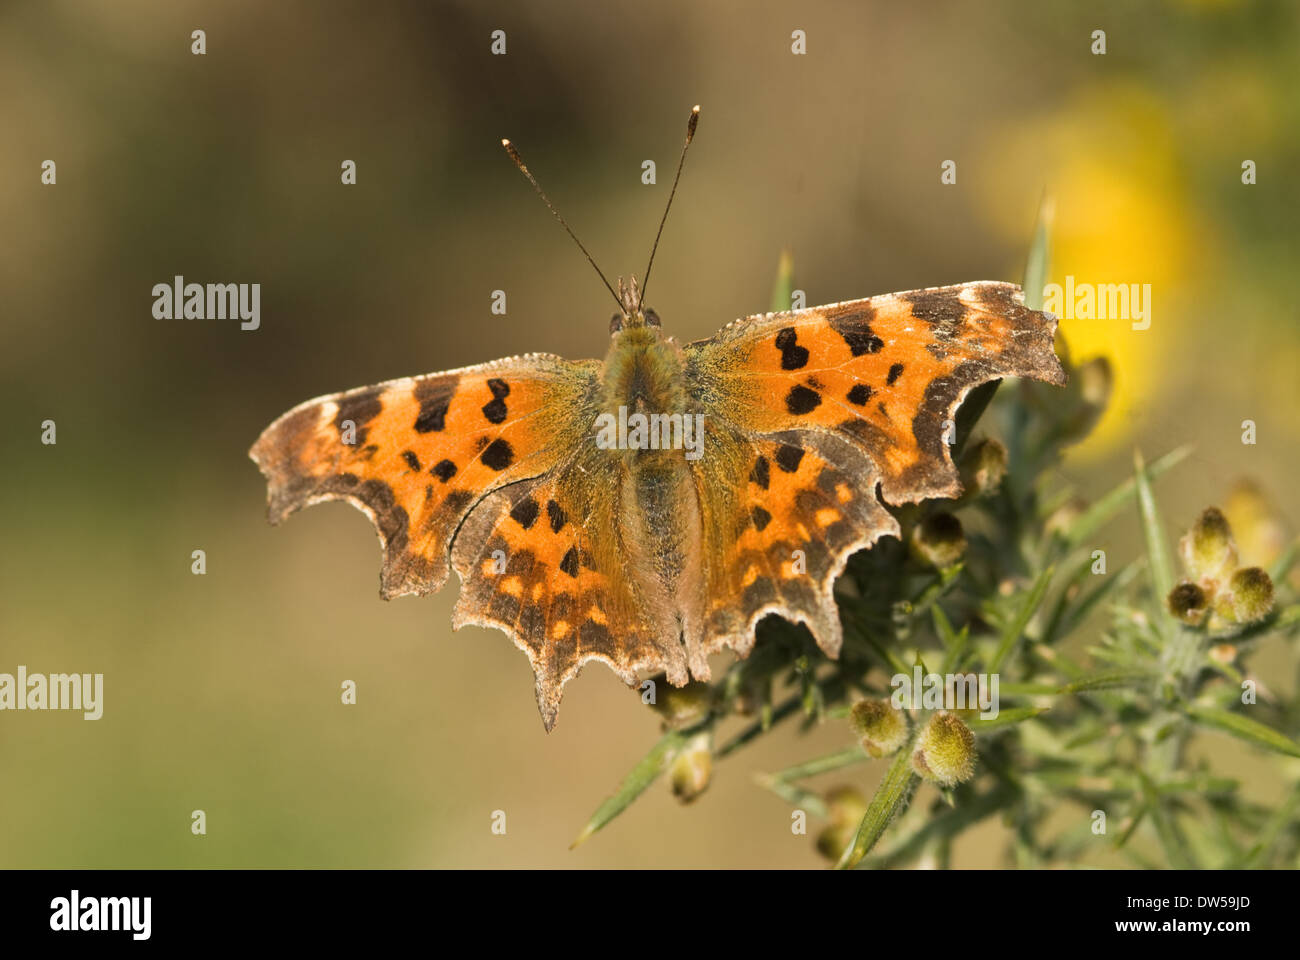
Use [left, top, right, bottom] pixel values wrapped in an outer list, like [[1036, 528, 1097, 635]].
[[251, 353, 682, 729], [683, 281, 1066, 660], [249, 354, 599, 600], [449, 469, 689, 730]]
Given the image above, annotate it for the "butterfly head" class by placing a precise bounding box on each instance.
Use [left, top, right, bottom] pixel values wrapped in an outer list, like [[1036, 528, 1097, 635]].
[[609, 275, 662, 335]]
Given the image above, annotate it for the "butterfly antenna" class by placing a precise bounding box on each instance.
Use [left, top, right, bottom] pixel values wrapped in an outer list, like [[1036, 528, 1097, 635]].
[[501, 138, 622, 311], [638, 105, 700, 309]]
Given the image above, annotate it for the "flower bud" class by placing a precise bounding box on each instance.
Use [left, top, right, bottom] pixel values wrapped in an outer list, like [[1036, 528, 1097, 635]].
[[1045, 497, 1087, 540], [1057, 357, 1112, 442], [815, 786, 867, 861], [1208, 643, 1237, 665], [669, 732, 712, 803], [1224, 479, 1286, 572], [848, 698, 909, 758], [958, 438, 1007, 498], [1228, 567, 1275, 624], [731, 674, 771, 718], [1076, 356, 1113, 409], [912, 711, 976, 787], [1167, 581, 1209, 626], [652, 679, 712, 730], [909, 512, 966, 570], [1179, 507, 1237, 583]]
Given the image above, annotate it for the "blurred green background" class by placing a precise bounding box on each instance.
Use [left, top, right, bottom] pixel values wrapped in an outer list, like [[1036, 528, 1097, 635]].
[[1, 0, 1296, 868]]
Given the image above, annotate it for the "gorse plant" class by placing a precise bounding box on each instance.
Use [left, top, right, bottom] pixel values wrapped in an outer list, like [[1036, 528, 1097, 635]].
[[572, 216, 1300, 868]]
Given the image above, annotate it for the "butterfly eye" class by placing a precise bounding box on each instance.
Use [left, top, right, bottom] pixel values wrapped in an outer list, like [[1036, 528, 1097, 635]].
[[610, 313, 624, 334], [644, 308, 661, 328]]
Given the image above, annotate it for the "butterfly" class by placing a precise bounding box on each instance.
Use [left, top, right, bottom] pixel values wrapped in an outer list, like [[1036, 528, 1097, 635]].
[[250, 107, 1066, 730]]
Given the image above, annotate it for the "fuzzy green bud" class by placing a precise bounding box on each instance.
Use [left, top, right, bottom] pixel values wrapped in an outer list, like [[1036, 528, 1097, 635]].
[[958, 438, 1007, 498], [848, 698, 909, 758], [1167, 581, 1209, 626], [909, 512, 966, 570], [1179, 507, 1237, 583], [652, 679, 712, 730], [1228, 566, 1275, 623], [669, 733, 712, 803], [912, 711, 976, 787], [815, 786, 868, 861]]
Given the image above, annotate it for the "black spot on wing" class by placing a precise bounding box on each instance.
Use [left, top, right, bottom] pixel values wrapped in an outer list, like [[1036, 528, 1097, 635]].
[[579, 618, 613, 655], [431, 459, 457, 482], [828, 309, 883, 356], [442, 489, 474, 515], [415, 398, 449, 433], [546, 499, 568, 533], [750, 455, 770, 490], [510, 496, 539, 530], [785, 384, 822, 415], [902, 289, 968, 337], [481, 438, 514, 471], [401, 450, 421, 471], [775, 444, 804, 473], [887, 363, 905, 386], [774, 327, 810, 370], [847, 383, 873, 405], [559, 546, 580, 578], [482, 378, 510, 424], [335, 392, 382, 444], [413, 378, 457, 433], [751, 506, 772, 532]]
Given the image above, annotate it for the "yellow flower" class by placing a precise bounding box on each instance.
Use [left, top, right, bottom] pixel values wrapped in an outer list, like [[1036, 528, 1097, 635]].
[[975, 86, 1203, 458]]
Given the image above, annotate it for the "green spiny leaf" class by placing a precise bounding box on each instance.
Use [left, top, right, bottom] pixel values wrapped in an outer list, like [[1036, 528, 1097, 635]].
[[764, 745, 868, 784], [969, 705, 1049, 732], [753, 775, 830, 819], [1022, 193, 1053, 311], [1063, 445, 1192, 548], [1045, 560, 1141, 646], [1184, 704, 1300, 759], [989, 565, 1055, 671], [572, 729, 686, 848], [770, 248, 795, 312], [1134, 449, 1175, 611], [1058, 668, 1153, 694], [836, 738, 919, 869]]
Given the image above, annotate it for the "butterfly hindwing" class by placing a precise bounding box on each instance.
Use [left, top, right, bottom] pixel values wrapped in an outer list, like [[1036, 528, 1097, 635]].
[[689, 427, 898, 662], [450, 463, 689, 730]]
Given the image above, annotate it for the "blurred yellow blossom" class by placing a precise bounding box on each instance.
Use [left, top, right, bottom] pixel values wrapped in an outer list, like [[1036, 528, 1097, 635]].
[[975, 86, 1207, 457]]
